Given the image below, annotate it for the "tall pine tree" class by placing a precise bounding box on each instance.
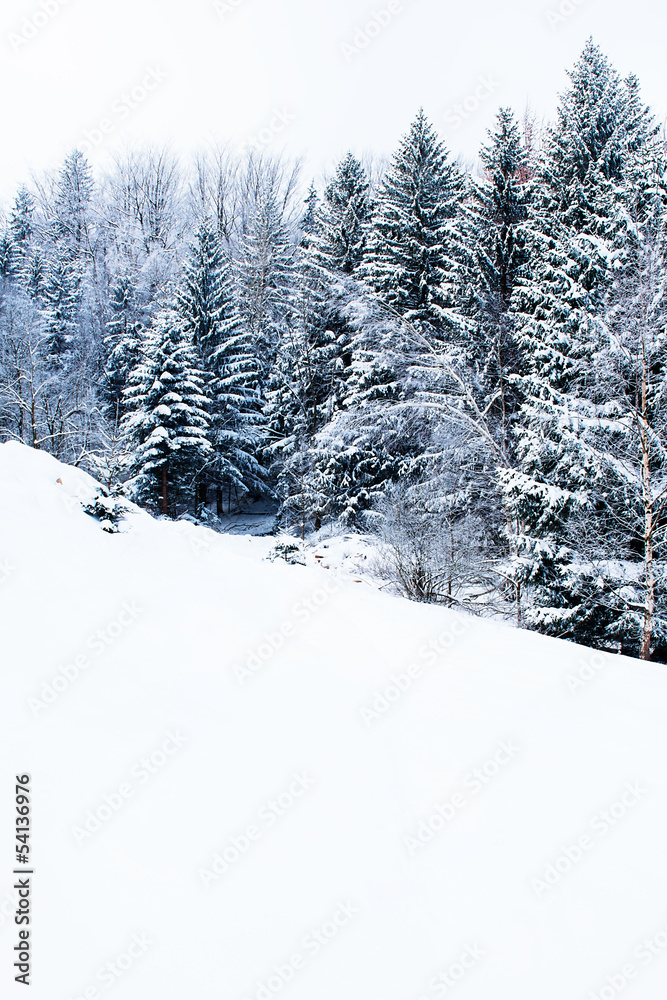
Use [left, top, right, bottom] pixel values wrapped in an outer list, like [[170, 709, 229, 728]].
[[361, 110, 465, 337], [123, 309, 212, 516]]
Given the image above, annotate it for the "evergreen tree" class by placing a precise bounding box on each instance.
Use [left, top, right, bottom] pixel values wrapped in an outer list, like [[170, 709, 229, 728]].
[[41, 246, 83, 361], [463, 108, 532, 446], [176, 219, 264, 500], [361, 110, 465, 336], [301, 183, 319, 243], [175, 219, 228, 359], [123, 310, 212, 516], [503, 42, 666, 645], [314, 153, 372, 275], [23, 248, 47, 303], [235, 188, 296, 390], [266, 245, 339, 524], [52, 150, 94, 254], [8, 186, 35, 281], [10, 186, 35, 245], [0, 230, 12, 282], [103, 272, 142, 418]]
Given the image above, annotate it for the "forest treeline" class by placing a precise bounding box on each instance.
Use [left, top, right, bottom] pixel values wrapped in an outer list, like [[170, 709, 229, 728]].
[[2, 40, 667, 661]]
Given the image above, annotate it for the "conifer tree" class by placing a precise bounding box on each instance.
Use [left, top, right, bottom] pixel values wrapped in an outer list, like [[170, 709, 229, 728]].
[[123, 310, 212, 516], [463, 108, 532, 446], [8, 187, 35, 281], [41, 246, 83, 361], [52, 150, 94, 254], [361, 110, 464, 337], [503, 41, 666, 643], [315, 153, 372, 275], [235, 188, 296, 389], [103, 272, 142, 418], [176, 219, 264, 500]]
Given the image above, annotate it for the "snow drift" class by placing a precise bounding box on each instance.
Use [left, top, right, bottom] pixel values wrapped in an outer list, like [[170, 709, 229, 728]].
[[1, 441, 667, 1000]]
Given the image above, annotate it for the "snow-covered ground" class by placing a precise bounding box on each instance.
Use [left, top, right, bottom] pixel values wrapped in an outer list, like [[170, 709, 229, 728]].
[[1, 440, 667, 1000]]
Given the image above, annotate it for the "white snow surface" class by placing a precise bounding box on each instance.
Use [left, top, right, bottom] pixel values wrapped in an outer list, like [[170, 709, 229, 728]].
[[1, 441, 667, 1000]]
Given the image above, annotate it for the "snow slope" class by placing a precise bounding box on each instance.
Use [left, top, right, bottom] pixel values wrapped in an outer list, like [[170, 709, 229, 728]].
[[1, 440, 667, 1000]]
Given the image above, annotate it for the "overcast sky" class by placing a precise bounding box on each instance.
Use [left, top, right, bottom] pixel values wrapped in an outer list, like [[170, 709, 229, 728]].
[[0, 0, 665, 205]]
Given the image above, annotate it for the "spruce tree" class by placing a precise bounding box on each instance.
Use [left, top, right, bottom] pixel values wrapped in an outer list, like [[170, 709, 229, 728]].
[[361, 110, 464, 336], [103, 272, 142, 419], [503, 42, 665, 644], [463, 108, 532, 447], [8, 186, 35, 281], [176, 219, 264, 500], [235, 189, 296, 390], [314, 153, 372, 275], [52, 150, 94, 254], [41, 246, 83, 361], [123, 310, 212, 516], [266, 249, 339, 525]]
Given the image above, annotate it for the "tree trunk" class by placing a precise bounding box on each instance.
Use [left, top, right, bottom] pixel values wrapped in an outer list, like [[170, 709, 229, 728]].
[[641, 509, 655, 661], [497, 328, 508, 460], [639, 350, 654, 661], [196, 478, 207, 517], [216, 486, 223, 517], [161, 465, 168, 516]]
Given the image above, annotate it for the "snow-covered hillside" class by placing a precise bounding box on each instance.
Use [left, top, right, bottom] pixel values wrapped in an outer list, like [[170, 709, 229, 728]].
[[1, 441, 667, 1000]]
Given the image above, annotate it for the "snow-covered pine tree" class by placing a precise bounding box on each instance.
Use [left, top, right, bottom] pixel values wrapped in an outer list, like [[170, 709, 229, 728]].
[[265, 218, 342, 528], [7, 187, 36, 281], [103, 271, 142, 419], [361, 110, 465, 338], [122, 309, 212, 516], [23, 248, 47, 303], [41, 245, 83, 362], [301, 183, 319, 243], [175, 219, 228, 359], [51, 150, 94, 255], [176, 218, 264, 504], [305, 289, 418, 527], [463, 108, 532, 448], [235, 184, 296, 392], [502, 41, 665, 644], [588, 205, 667, 659], [314, 153, 372, 276], [513, 40, 629, 388], [0, 230, 11, 282], [304, 120, 465, 526]]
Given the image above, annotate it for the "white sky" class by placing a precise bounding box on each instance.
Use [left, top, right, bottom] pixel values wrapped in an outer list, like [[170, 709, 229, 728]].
[[0, 0, 665, 205]]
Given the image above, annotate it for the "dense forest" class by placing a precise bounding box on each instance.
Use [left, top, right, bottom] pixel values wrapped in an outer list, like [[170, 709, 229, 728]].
[[1, 39, 666, 661]]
